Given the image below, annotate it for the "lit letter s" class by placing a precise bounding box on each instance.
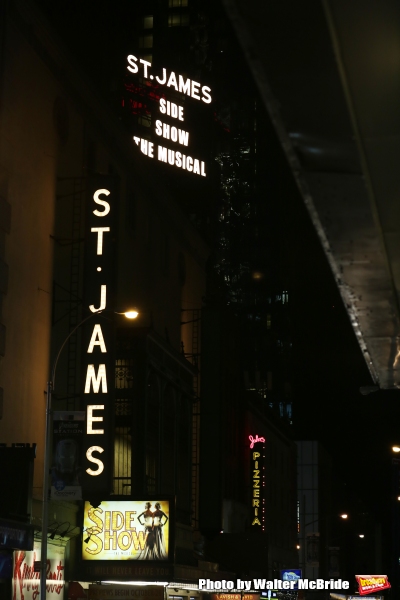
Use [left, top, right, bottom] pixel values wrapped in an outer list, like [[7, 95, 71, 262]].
[[127, 55, 139, 74], [93, 189, 110, 216], [86, 446, 104, 475]]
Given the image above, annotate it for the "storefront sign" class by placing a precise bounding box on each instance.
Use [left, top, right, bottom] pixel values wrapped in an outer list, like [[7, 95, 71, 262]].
[[127, 56, 211, 177], [89, 585, 163, 600], [0, 519, 33, 551], [12, 542, 65, 600], [82, 178, 118, 493], [249, 435, 265, 530], [355, 575, 391, 595], [82, 500, 170, 561]]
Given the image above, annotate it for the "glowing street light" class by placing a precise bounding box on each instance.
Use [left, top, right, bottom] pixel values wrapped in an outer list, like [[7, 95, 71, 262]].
[[392, 446, 400, 453], [340, 514, 348, 519], [115, 309, 139, 319], [123, 310, 139, 319]]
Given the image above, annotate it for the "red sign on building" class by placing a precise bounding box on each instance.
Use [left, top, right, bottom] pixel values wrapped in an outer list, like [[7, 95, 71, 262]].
[[355, 574, 391, 595]]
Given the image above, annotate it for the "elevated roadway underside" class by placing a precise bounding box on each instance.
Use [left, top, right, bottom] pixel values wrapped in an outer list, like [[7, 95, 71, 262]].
[[223, 0, 400, 389]]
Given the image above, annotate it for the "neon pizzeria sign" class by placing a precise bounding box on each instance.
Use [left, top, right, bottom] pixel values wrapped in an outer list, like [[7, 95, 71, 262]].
[[249, 434, 265, 530]]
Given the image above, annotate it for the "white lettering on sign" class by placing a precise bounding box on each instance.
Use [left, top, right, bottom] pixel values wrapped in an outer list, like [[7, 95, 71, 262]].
[[85, 364, 108, 394], [127, 55, 212, 103], [91, 227, 110, 255], [127, 57, 211, 176], [86, 446, 105, 476], [155, 120, 189, 146], [93, 189, 111, 216], [84, 187, 115, 479], [89, 284, 107, 313], [87, 405, 105, 434], [159, 99, 184, 120], [87, 324, 107, 353]]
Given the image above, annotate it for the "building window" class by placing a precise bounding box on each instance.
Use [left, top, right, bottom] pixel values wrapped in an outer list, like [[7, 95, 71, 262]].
[[146, 372, 160, 494], [177, 396, 191, 523], [168, 0, 188, 6], [168, 13, 189, 27], [139, 35, 153, 49], [114, 429, 131, 495], [115, 359, 134, 390], [143, 15, 153, 29], [138, 54, 153, 65], [161, 233, 170, 273], [161, 386, 176, 494], [138, 115, 152, 127], [114, 359, 134, 495]]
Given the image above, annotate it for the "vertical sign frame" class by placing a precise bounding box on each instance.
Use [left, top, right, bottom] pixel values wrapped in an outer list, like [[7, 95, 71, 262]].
[[249, 434, 266, 531], [81, 176, 118, 495]]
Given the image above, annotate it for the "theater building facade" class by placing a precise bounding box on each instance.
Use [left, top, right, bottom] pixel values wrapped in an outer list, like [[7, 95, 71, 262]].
[[0, 0, 236, 598]]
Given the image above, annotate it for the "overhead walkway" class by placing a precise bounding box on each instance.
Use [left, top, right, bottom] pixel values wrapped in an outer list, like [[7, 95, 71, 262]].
[[223, 0, 400, 388]]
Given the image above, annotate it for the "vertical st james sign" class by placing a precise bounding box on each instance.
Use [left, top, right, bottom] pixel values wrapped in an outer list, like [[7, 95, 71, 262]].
[[82, 177, 118, 494]]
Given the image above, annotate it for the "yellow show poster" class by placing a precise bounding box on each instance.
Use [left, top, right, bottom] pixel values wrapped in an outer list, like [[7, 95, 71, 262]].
[[82, 500, 170, 561]]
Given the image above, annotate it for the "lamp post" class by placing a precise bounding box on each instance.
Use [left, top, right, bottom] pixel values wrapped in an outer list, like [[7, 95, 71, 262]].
[[40, 308, 136, 600], [40, 311, 101, 600], [391, 446, 400, 599], [298, 513, 348, 580]]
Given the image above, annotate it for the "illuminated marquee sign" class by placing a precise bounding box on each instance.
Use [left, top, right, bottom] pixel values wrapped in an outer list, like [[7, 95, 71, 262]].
[[249, 434, 265, 530], [82, 177, 117, 493], [355, 575, 391, 595], [126, 55, 211, 177], [82, 500, 170, 561]]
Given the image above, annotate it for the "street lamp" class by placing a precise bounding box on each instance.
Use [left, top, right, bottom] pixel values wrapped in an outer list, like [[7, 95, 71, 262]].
[[391, 445, 400, 595], [40, 311, 104, 600], [116, 309, 139, 319], [298, 513, 349, 579], [122, 310, 138, 319]]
